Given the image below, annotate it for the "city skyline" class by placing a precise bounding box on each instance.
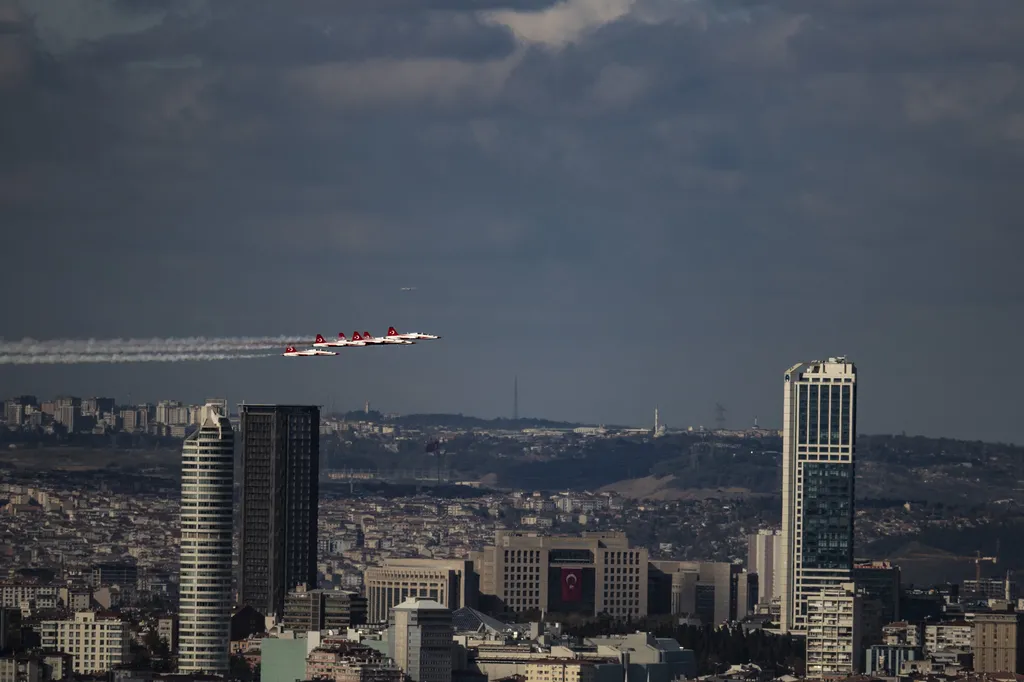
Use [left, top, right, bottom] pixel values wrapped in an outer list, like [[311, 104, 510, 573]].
[[3, 1, 1024, 444]]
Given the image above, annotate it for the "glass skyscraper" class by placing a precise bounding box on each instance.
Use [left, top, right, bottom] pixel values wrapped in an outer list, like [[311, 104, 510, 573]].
[[237, 404, 320, 619], [780, 357, 857, 634]]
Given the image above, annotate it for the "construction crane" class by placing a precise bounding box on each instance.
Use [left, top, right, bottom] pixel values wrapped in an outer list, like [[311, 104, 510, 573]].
[[949, 551, 998, 586], [973, 551, 998, 585]]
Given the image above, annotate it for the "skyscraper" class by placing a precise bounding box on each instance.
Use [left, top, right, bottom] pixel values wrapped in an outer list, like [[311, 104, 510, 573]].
[[178, 405, 234, 674], [238, 404, 320, 619], [780, 357, 857, 634]]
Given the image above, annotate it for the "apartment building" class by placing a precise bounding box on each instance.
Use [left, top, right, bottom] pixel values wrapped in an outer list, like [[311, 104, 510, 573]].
[[974, 611, 1024, 674], [39, 611, 130, 674], [805, 583, 862, 680], [924, 622, 973, 653]]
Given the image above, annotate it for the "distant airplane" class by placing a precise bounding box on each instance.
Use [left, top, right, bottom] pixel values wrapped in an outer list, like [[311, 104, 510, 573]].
[[363, 330, 414, 345], [350, 332, 382, 346], [387, 326, 440, 341], [400, 287, 417, 292], [313, 333, 365, 348], [283, 346, 337, 357]]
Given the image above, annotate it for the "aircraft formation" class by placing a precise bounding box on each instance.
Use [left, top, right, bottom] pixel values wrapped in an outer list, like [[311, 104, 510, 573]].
[[283, 327, 440, 357]]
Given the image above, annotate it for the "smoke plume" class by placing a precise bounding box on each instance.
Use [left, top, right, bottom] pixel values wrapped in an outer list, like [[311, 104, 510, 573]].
[[0, 352, 275, 365], [0, 336, 303, 355]]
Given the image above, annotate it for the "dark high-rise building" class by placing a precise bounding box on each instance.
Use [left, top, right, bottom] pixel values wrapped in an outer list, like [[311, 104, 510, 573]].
[[238, 405, 320, 618], [282, 585, 367, 632], [854, 560, 901, 646]]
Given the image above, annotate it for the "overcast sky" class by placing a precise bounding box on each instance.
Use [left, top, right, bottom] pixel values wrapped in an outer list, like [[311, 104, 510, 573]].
[[2, 0, 1023, 442]]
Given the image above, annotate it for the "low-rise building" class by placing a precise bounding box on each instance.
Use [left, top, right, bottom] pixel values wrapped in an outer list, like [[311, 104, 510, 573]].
[[39, 611, 130, 674], [525, 660, 596, 682], [924, 621, 973, 653], [306, 640, 403, 682]]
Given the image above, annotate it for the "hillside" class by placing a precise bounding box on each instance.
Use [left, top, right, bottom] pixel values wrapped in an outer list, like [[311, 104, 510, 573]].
[[324, 426, 1024, 506]]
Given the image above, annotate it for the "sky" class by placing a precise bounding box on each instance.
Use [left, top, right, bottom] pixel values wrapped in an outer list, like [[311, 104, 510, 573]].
[[1, 0, 1024, 442]]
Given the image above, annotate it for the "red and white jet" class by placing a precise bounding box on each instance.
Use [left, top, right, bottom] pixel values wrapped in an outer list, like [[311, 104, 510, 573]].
[[313, 333, 365, 348], [359, 330, 414, 345], [387, 326, 441, 341], [283, 346, 337, 357]]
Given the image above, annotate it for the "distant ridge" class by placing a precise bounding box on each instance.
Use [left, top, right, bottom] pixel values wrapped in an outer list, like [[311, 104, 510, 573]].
[[338, 410, 584, 430]]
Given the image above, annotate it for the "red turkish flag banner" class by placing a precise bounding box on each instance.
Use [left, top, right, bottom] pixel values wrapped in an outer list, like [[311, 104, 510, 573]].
[[561, 567, 583, 602]]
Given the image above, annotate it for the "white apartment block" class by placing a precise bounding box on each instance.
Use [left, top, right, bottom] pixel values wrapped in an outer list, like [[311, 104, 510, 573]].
[[39, 611, 130, 674], [747, 529, 783, 603], [780, 357, 857, 634], [0, 585, 59, 612], [924, 622, 974, 653], [805, 582, 862, 680]]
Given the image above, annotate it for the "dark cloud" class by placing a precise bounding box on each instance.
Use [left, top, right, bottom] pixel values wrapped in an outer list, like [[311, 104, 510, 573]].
[[2, 0, 1024, 441]]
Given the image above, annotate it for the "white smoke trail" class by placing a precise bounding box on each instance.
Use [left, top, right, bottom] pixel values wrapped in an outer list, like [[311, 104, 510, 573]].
[[0, 335, 305, 355], [0, 352, 276, 365]]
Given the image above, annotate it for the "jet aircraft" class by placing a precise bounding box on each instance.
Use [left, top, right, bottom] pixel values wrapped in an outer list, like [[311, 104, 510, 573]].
[[387, 326, 441, 341], [283, 346, 337, 357], [313, 333, 365, 348]]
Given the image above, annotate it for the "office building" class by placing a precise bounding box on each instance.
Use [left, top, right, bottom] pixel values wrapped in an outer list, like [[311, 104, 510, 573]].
[[974, 611, 1024, 673], [780, 357, 857, 634], [805, 582, 862, 680], [39, 611, 130, 674], [473, 531, 648, 620], [853, 561, 900, 645], [648, 560, 752, 624], [747, 530, 783, 604], [238, 405, 320, 619], [388, 598, 453, 682], [282, 585, 367, 632], [178, 405, 235, 674], [365, 559, 478, 624], [90, 562, 138, 589]]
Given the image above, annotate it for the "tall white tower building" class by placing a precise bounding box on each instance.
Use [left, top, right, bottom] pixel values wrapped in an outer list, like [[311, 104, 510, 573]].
[[780, 357, 857, 634], [747, 529, 783, 604], [178, 405, 234, 673]]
